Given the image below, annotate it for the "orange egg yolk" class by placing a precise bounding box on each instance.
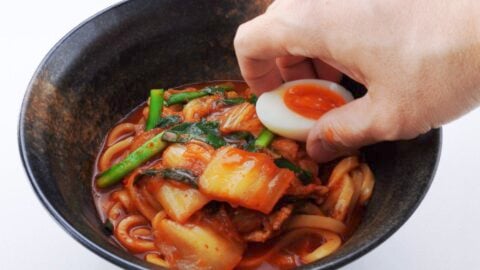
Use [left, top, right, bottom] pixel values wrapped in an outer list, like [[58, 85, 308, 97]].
[[283, 84, 346, 119]]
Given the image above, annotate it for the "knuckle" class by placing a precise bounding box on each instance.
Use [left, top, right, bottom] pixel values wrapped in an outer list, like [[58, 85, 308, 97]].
[[233, 24, 247, 50], [234, 22, 255, 52]]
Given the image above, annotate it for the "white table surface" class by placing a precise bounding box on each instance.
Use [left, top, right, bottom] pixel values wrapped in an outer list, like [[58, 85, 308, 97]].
[[2, 1, 480, 269]]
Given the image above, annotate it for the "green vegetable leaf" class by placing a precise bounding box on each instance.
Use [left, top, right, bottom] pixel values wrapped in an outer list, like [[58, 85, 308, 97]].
[[141, 168, 198, 188], [244, 137, 258, 152], [224, 131, 253, 141], [222, 97, 246, 106], [162, 120, 226, 148], [274, 158, 313, 185], [248, 94, 258, 105], [155, 114, 182, 129], [224, 131, 256, 151]]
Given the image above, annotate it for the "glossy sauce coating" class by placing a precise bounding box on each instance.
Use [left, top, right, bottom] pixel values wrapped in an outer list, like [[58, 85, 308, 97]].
[[91, 81, 372, 270]]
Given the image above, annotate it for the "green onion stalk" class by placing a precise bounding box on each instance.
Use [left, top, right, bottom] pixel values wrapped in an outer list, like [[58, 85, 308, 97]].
[[145, 89, 164, 131], [254, 128, 275, 148], [96, 132, 168, 188], [165, 85, 233, 106]]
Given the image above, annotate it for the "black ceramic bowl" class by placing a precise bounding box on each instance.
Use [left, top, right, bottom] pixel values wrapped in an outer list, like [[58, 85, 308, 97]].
[[18, 1, 441, 269]]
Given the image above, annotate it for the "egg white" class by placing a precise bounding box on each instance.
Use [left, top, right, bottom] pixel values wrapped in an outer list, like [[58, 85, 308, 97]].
[[256, 79, 353, 141]]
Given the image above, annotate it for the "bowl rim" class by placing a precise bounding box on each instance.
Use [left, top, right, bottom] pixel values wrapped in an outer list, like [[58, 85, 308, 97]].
[[17, 1, 443, 269]]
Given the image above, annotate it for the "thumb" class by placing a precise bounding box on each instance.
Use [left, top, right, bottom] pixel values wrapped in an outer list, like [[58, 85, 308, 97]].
[[307, 94, 394, 162]]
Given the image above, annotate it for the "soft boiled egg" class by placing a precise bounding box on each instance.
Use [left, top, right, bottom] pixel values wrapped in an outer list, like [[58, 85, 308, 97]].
[[256, 79, 354, 141]]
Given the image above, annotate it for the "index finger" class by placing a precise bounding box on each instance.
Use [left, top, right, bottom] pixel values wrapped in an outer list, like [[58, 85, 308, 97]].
[[234, 15, 289, 94]]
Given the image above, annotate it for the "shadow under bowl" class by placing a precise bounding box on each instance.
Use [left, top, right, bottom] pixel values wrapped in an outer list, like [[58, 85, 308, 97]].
[[18, 1, 441, 269]]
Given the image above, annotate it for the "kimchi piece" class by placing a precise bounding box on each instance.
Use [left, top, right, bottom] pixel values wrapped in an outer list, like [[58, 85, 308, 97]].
[[199, 146, 294, 214]]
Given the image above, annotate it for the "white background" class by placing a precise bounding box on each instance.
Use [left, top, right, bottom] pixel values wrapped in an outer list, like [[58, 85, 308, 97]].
[[2, 1, 480, 269]]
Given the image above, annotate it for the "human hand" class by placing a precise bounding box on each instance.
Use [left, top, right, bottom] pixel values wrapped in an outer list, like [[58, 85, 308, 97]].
[[234, 0, 480, 162]]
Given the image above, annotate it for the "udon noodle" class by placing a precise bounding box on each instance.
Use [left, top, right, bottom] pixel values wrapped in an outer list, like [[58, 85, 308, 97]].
[[93, 82, 375, 269]]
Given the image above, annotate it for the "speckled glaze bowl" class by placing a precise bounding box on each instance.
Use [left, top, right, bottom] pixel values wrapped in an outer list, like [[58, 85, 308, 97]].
[[18, 1, 441, 269]]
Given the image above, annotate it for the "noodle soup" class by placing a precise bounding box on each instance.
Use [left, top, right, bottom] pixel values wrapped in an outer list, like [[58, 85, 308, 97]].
[[92, 81, 375, 269]]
